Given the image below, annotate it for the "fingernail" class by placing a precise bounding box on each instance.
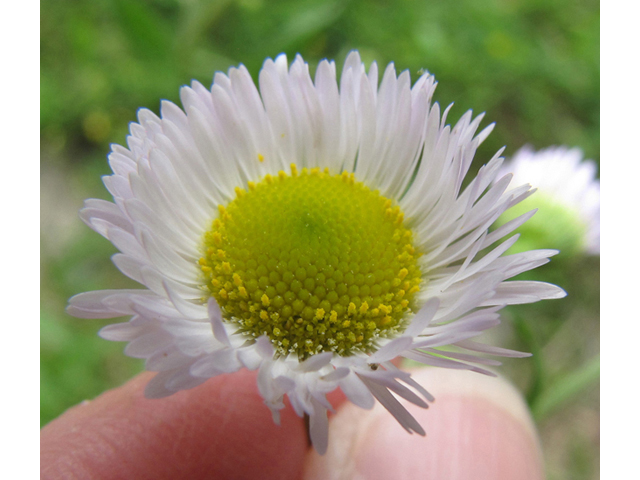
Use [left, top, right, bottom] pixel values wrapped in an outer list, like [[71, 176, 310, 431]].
[[304, 368, 544, 480]]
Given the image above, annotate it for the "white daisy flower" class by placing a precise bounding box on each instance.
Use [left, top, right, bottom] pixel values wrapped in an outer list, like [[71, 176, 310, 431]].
[[497, 145, 600, 255], [67, 52, 565, 454]]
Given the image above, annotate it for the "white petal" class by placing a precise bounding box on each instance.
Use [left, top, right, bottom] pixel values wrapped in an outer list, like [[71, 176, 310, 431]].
[[98, 322, 147, 341], [190, 348, 242, 376], [67, 290, 146, 318], [208, 298, 230, 346], [481, 281, 567, 306], [368, 336, 413, 364], [309, 400, 329, 455], [339, 373, 375, 409], [359, 375, 425, 435], [358, 370, 429, 408], [404, 297, 440, 337], [144, 371, 175, 399], [163, 280, 208, 320], [301, 352, 334, 372], [454, 340, 531, 358], [255, 335, 275, 359], [146, 346, 194, 371], [237, 347, 264, 370], [124, 331, 173, 358], [322, 367, 350, 382]]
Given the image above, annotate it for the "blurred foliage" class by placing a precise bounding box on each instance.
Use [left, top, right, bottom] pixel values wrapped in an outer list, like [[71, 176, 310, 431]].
[[41, 0, 599, 162], [41, 0, 599, 478]]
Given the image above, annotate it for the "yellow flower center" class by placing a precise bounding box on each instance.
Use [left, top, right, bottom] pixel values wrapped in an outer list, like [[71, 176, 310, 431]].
[[199, 165, 422, 359]]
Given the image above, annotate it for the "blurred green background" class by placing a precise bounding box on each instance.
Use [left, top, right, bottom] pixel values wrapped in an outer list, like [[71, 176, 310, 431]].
[[41, 0, 599, 478]]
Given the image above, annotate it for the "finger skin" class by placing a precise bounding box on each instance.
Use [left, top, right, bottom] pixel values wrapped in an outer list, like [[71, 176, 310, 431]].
[[41, 370, 309, 480], [304, 368, 545, 480]]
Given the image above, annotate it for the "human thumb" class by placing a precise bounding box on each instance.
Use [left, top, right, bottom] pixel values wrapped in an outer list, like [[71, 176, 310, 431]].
[[304, 367, 544, 480]]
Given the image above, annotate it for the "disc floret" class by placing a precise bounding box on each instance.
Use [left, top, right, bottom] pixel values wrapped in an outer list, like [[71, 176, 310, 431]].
[[200, 165, 422, 359]]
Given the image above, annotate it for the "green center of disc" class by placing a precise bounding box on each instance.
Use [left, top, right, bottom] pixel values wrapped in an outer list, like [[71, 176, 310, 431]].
[[199, 165, 422, 359]]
